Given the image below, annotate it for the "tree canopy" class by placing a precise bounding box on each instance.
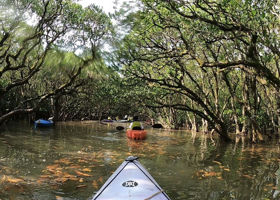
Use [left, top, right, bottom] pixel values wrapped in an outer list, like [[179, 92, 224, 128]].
[[0, 0, 114, 123], [116, 0, 280, 142], [1, 0, 280, 143]]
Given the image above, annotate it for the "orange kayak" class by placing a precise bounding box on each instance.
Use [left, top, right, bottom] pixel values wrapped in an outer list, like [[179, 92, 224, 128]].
[[126, 130, 147, 140]]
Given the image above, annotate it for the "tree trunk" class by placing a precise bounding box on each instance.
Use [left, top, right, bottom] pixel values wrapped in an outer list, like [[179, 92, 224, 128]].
[[187, 113, 198, 132], [202, 119, 209, 134], [215, 123, 231, 142]]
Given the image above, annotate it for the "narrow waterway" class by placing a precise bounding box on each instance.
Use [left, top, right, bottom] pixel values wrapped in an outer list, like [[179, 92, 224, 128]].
[[0, 121, 280, 200]]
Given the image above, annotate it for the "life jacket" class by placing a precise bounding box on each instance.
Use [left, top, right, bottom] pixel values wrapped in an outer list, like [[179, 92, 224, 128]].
[[131, 121, 142, 129]]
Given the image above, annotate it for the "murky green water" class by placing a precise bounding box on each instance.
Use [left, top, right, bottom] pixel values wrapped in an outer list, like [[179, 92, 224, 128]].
[[0, 121, 280, 200]]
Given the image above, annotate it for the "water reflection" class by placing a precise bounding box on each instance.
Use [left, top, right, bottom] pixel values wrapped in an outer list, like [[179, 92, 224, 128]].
[[0, 121, 280, 199]]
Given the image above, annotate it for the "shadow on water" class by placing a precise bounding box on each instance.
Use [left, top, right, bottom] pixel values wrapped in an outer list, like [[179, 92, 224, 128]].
[[0, 121, 280, 200]]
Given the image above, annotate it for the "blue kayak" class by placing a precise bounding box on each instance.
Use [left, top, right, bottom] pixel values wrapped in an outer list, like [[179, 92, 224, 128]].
[[34, 119, 54, 128], [92, 156, 171, 200]]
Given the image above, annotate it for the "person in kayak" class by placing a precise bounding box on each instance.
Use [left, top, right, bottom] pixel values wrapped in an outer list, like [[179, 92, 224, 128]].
[[129, 116, 144, 130]]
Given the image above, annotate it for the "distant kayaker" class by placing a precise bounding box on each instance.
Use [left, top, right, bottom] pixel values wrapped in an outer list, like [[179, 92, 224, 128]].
[[129, 116, 144, 130]]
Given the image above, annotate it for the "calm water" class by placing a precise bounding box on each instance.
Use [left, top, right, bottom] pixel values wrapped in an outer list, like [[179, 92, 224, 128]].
[[1, 121, 280, 200]]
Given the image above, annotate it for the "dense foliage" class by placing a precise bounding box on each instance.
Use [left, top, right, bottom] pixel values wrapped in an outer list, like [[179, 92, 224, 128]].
[[0, 0, 117, 122], [117, 0, 280, 142], [1, 0, 279, 143]]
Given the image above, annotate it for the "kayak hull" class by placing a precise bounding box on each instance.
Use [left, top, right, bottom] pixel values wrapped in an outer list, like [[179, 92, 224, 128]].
[[92, 156, 170, 200], [34, 119, 54, 128], [126, 130, 147, 140]]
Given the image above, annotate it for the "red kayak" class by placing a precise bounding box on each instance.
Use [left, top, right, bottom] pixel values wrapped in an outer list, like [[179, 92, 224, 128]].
[[126, 130, 147, 140]]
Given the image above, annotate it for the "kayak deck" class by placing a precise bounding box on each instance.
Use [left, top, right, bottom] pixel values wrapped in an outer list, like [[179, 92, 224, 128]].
[[92, 156, 170, 200]]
